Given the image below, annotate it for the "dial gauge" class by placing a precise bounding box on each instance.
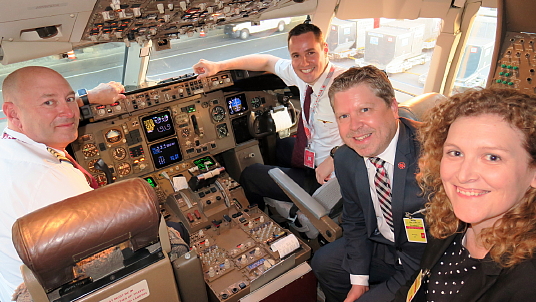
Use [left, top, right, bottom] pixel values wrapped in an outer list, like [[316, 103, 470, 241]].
[[251, 97, 262, 109], [182, 128, 190, 137], [87, 159, 100, 173], [105, 129, 122, 144], [216, 124, 229, 138], [82, 143, 99, 158], [112, 147, 127, 160], [95, 174, 107, 186], [211, 105, 226, 122], [116, 162, 132, 176]]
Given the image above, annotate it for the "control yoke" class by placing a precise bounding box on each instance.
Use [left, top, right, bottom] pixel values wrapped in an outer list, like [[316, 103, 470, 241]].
[[247, 96, 297, 139]]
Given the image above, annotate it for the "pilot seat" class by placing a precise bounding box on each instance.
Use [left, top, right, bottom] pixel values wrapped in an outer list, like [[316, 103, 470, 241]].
[[11, 178, 183, 302]]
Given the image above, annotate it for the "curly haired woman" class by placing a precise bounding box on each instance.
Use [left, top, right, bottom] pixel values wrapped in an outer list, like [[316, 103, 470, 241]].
[[395, 88, 536, 302]]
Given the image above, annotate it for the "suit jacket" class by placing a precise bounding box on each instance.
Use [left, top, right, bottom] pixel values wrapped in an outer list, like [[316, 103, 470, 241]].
[[334, 118, 427, 301], [394, 227, 536, 302]]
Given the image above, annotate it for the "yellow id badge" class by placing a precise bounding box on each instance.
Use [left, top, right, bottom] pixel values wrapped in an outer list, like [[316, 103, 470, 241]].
[[403, 218, 427, 243]]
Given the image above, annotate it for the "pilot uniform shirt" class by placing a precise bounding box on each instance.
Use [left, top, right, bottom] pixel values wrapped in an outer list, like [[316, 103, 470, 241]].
[[0, 128, 92, 302], [274, 59, 345, 166]]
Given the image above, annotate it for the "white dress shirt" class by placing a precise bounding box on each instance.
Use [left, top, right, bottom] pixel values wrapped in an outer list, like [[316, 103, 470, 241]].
[[0, 128, 92, 302], [274, 59, 345, 166], [350, 123, 400, 286]]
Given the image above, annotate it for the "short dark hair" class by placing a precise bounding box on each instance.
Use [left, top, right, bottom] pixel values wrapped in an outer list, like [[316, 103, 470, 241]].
[[288, 23, 323, 44], [328, 65, 395, 106]]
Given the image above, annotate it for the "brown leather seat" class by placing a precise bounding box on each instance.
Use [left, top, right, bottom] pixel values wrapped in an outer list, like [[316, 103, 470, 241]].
[[12, 178, 181, 302]]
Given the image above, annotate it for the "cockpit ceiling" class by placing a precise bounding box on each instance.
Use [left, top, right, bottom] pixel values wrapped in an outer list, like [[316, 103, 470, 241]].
[[335, 0, 454, 20]]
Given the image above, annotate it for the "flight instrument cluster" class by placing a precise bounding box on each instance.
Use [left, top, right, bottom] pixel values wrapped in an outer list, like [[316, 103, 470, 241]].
[[71, 71, 279, 201]]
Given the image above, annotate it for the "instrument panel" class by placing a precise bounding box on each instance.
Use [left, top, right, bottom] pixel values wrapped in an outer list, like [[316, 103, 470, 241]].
[[490, 32, 536, 93], [83, 72, 233, 122], [71, 71, 278, 200]]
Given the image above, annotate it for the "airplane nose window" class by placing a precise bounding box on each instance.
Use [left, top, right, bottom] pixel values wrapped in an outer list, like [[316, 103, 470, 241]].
[[327, 17, 442, 102], [0, 42, 126, 130], [146, 17, 301, 84], [451, 7, 497, 95]]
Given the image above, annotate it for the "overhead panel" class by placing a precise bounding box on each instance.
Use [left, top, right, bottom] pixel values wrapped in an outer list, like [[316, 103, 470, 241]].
[[80, 0, 314, 46]]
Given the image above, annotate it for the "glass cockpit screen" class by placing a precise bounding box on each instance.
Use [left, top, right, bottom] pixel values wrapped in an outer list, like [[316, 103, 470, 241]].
[[226, 93, 248, 115], [141, 110, 176, 142], [193, 156, 216, 170], [149, 138, 182, 169]]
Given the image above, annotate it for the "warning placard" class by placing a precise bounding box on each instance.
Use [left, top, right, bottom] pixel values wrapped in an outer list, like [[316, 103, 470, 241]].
[[99, 280, 150, 302]]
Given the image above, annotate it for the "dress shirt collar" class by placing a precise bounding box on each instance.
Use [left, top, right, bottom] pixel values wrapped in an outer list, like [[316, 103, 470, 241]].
[[3, 127, 65, 155], [365, 120, 400, 166], [309, 61, 334, 95]]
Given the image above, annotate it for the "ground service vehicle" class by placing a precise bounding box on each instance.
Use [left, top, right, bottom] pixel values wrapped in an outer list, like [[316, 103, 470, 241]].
[[224, 18, 291, 39], [326, 18, 374, 60], [0, 0, 534, 301]]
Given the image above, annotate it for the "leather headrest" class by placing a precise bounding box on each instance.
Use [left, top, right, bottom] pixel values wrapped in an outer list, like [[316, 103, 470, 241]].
[[12, 178, 160, 292], [398, 92, 447, 121]]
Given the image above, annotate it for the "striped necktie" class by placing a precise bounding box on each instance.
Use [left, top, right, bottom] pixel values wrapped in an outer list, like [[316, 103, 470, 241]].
[[47, 147, 99, 189], [369, 157, 394, 233]]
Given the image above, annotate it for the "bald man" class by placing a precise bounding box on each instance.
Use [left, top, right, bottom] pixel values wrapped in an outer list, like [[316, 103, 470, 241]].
[[0, 66, 126, 301]]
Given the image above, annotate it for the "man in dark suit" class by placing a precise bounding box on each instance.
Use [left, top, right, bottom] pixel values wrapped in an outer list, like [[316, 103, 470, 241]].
[[311, 66, 427, 302]]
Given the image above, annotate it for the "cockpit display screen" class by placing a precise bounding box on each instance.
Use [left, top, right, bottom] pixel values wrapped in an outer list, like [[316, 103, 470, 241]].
[[226, 94, 248, 115], [144, 176, 158, 188], [141, 111, 176, 142], [149, 138, 182, 169], [193, 156, 216, 170]]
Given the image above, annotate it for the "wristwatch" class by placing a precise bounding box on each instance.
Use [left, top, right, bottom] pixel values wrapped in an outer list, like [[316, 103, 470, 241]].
[[77, 88, 90, 106], [330, 146, 340, 158]]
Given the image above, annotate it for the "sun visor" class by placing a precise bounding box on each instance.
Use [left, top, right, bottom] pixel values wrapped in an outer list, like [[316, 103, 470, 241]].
[[0, 41, 72, 64], [0, 0, 95, 49]]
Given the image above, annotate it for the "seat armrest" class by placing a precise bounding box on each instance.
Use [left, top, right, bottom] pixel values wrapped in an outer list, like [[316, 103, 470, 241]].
[[268, 168, 328, 219]]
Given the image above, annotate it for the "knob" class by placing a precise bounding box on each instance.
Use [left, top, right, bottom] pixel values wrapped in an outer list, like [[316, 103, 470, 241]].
[[157, 3, 165, 13]]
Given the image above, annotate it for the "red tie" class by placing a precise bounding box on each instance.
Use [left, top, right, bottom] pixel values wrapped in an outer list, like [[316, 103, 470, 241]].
[[291, 85, 313, 168], [369, 157, 394, 232], [47, 147, 99, 189], [64, 152, 99, 189]]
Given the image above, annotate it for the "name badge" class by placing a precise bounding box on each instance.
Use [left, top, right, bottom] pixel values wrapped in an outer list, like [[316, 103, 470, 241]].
[[403, 218, 427, 243], [304, 148, 315, 169]]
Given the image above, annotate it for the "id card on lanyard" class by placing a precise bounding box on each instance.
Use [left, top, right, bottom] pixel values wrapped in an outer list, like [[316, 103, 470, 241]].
[[302, 66, 336, 168]]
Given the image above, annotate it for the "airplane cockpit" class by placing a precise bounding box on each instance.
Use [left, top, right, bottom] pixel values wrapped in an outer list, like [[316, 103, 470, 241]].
[[1, 0, 535, 301]]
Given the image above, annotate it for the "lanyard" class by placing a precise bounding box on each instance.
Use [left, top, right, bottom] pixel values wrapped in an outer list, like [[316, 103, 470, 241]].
[[2, 132, 15, 139], [302, 66, 336, 144]]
